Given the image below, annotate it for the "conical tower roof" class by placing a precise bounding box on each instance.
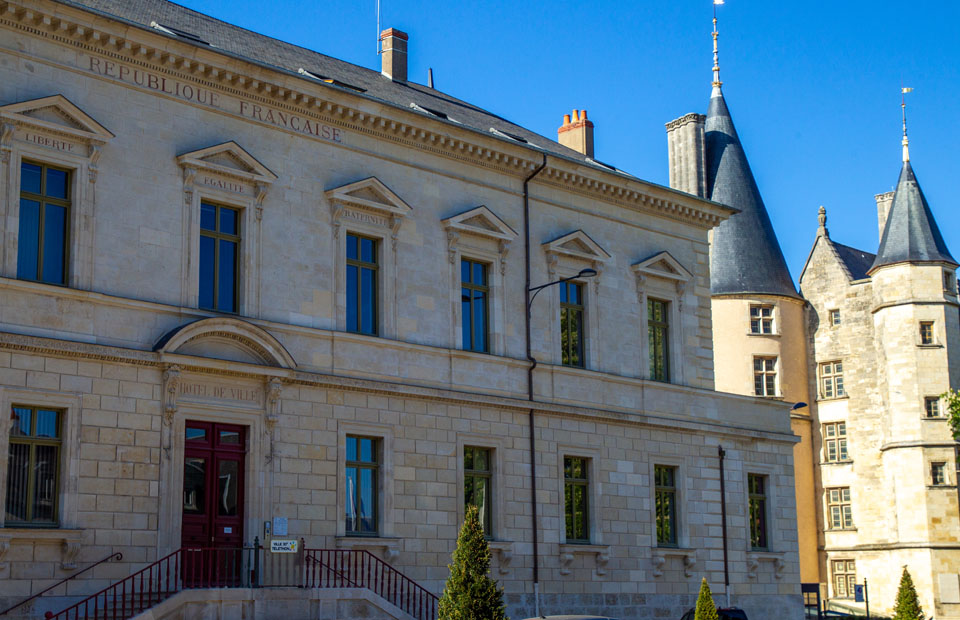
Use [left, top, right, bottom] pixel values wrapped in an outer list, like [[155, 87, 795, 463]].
[[706, 88, 800, 298], [869, 160, 955, 272]]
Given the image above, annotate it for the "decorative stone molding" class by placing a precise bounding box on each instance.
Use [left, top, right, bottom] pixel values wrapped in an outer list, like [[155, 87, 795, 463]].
[[162, 364, 182, 425], [335, 536, 401, 562], [487, 540, 514, 575], [62, 539, 81, 570], [0, 529, 83, 570], [543, 230, 611, 294], [176, 141, 278, 195], [746, 551, 786, 580], [0, 534, 10, 573], [558, 544, 610, 577], [775, 557, 785, 579], [441, 205, 516, 273], [652, 548, 697, 578], [155, 318, 297, 369], [264, 377, 283, 463], [747, 557, 760, 579], [632, 251, 693, 309], [325, 177, 412, 249]]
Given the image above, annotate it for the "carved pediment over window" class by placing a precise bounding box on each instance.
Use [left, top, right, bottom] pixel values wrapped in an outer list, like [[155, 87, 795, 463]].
[[154, 317, 296, 369], [326, 177, 412, 244], [542, 230, 611, 284], [0, 95, 114, 179], [632, 251, 693, 302], [442, 206, 517, 268], [177, 141, 277, 208]]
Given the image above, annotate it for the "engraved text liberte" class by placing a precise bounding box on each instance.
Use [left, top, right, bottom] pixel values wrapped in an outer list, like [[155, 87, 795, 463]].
[[87, 56, 343, 143]]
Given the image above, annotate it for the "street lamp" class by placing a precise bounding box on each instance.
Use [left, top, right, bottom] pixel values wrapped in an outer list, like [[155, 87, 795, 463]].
[[527, 267, 598, 307]]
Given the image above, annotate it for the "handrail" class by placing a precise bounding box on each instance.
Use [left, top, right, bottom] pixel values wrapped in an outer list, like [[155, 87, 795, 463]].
[[44, 548, 183, 620], [0, 552, 122, 617], [303, 554, 361, 589], [305, 548, 438, 620]]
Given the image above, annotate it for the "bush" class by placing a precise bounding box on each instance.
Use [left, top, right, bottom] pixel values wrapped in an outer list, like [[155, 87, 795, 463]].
[[694, 578, 719, 620], [438, 505, 507, 620], [893, 567, 924, 620]]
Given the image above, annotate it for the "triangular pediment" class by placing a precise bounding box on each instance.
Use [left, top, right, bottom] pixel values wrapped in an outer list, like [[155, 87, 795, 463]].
[[442, 206, 517, 241], [0, 95, 114, 142], [176, 141, 277, 183], [543, 230, 611, 263], [631, 251, 692, 282], [325, 177, 412, 217]]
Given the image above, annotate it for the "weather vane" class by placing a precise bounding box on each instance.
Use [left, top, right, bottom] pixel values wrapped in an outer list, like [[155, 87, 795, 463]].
[[713, 0, 724, 88]]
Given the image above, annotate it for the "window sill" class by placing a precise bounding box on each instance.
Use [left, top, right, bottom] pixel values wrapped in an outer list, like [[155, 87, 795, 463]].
[[922, 416, 947, 421], [335, 535, 400, 561], [746, 332, 780, 337], [754, 395, 784, 400], [558, 543, 610, 576], [917, 343, 943, 349], [817, 395, 850, 402], [822, 460, 854, 466], [928, 485, 957, 490], [0, 527, 82, 569], [825, 527, 858, 533], [651, 547, 696, 577]]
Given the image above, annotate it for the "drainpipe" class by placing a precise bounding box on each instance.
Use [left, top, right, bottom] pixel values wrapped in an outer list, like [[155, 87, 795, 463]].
[[719, 444, 730, 608], [523, 153, 548, 617]]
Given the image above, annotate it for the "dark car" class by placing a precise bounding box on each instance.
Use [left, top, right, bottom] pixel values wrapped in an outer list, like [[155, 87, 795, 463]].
[[680, 607, 748, 620]]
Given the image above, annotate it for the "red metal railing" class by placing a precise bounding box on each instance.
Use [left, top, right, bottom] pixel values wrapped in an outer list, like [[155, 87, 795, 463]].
[[0, 552, 122, 617], [305, 549, 438, 620]]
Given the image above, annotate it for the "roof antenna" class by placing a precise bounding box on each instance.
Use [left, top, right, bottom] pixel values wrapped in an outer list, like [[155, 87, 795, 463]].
[[428, 68, 434, 89], [712, 0, 724, 92], [376, 0, 382, 55], [901, 84, 913, 162]]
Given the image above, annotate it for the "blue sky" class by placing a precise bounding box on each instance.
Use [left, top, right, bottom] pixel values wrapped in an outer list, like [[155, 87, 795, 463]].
[[178, 0, 960, 283]]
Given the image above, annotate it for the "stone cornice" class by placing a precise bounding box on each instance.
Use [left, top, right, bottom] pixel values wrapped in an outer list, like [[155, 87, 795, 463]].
[[1, 0, 730, 231]]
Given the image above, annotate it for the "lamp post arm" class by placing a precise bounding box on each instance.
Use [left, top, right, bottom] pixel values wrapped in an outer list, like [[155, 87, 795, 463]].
[[527, 273, 578, 309]]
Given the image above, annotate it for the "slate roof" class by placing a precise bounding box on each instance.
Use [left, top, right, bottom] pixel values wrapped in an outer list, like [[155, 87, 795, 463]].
[[833, 242, 875, 281], [705, 89, 800, 299], [58, 0, 600, 165], [870, 161, 956, 272]]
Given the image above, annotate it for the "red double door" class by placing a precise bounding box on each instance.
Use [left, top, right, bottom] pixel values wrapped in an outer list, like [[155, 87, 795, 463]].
[[181, 421, 246, 550]]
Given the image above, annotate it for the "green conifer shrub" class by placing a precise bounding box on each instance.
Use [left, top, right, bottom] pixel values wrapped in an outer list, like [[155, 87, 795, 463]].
[[892, 567, 925, 620], [694, 578, 719, 620], [438, 504, 507, 620]]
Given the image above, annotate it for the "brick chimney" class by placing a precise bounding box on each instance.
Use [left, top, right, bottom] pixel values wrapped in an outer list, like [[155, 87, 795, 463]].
[[875, 191, 895, 241], [379, 28, 408, 82], [558, 109, 594, 158]]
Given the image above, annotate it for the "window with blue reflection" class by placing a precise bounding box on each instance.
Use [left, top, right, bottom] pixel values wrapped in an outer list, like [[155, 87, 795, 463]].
[[198, 203, 240, 313], [345, 435, 379, 535], [461, 259, 489, 352], [17, 162, 69, 285], [346, 233, 378, 335]]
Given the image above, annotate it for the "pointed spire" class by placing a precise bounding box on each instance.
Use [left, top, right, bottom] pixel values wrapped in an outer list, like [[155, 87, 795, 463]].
[[817, 206, 829, 238], [712, 0, 723, 94], [870, 98, 955, 273], [901, 86, 912, 162]]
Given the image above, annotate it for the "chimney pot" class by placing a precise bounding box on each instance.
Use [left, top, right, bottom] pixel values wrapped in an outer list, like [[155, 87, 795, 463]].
[[557, 108, 595, 158], [379, 28, 408, 83]]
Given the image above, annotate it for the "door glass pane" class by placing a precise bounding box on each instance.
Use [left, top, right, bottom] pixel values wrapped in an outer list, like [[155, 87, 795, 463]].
[[42, 203, 67, 284], [5, 443, 29, 521], [199, 235, 215, 309], [183, 457, 206, 514], [11, 407, 31, 436], [359, 468, 375, 533], [217, 460, 238, 516], [219, 429, 241, 445], [217, 239, 236, 312], [186, 427, 207, 442], [46, 168, 68, 199], [21, 162, 42, 194], [17, 199, 40, 280], [31, 444, 58, 522]]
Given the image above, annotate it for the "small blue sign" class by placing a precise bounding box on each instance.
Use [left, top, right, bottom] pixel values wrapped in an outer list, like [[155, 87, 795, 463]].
[[854, 584, 865, 602]]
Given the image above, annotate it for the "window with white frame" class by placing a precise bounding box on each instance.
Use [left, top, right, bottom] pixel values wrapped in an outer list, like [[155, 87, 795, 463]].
[[819, 361, 845, 399], [749, 305, 774, 334], [753, 357, 777, 396], [826, 487, 853, 530], [823, 422, 849, 462]]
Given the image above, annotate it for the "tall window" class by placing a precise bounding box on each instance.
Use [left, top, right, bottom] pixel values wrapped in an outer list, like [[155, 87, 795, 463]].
[[464, 446, 492, 534], [748, 474, 768, 550], [345, 436, 378, 535], [827, 487, 853, 530], [563, 456, 589, 542], [461, 259, 489, 353], [346, 234, 378, 335], [749, 305, 774, 334], [823, 422, 849, 462], [199, 202, 240, 313], [832, 560, 856, 599], [654, 465, 678, 546], [648, 299, 670, 382], [753, 357, 777, 396], [925, 397, 942, 418], [931, 462, 947, 486], [920, 321, 935, 345], [819, 361, 845, 399], [18, 161, 70, 285], [6, 406, 61, 525], [560, 282, 584, 368]]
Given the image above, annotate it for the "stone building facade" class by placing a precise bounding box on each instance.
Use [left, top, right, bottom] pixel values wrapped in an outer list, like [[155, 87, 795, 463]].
[[0, 1, 803, 618], [667, 36, 960, 620]]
